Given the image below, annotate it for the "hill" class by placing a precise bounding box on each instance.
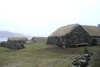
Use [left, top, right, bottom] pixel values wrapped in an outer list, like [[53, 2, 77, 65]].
[[0, 31, 25, 38]]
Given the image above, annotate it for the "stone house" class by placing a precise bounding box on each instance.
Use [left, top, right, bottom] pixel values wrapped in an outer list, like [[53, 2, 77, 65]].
[[47, 24, 100, 48]]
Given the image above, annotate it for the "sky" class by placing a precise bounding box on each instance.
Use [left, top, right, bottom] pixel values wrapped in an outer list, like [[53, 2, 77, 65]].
[[0, 0, 100, 37]]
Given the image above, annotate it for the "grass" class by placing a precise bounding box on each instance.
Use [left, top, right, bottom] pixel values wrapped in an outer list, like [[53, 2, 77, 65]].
[[0, 37, 100, 67], [90, 47, 100, 67]]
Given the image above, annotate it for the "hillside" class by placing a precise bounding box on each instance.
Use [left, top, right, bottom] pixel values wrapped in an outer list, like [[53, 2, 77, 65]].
[[0, 31, 25, 38]]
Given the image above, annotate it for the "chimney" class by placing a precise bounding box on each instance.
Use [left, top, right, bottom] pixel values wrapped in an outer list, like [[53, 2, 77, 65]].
[[98, 24, 100, 27]]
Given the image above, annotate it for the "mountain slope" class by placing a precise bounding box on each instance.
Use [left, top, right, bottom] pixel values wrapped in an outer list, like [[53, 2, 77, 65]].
[[0, 31, 25, 38]]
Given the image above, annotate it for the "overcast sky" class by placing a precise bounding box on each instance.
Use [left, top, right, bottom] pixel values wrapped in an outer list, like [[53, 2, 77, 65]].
[[0, 0, 100, 37]]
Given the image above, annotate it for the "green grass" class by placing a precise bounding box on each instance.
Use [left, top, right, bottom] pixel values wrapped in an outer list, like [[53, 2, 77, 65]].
[[0, 38, 100, 67], [89, 46, 100, 67]]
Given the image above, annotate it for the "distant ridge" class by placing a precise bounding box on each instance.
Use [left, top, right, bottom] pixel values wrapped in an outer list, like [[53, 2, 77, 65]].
[[0, 31, 25, 38]]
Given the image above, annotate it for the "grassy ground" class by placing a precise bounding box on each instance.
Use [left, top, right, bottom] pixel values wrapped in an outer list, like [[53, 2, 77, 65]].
[[0, 37, 100, 67], [89, 47, 100, 67]]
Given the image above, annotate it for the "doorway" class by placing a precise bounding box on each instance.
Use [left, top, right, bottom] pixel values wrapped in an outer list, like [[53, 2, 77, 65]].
[[92, 39, 97, 46]]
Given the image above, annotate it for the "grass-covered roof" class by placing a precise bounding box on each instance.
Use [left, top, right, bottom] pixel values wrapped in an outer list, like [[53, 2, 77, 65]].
[[49, 24, 80, 37], [49, 24, 100, 37], [8, 37, 28, 41], [82, 25, 100, 36]]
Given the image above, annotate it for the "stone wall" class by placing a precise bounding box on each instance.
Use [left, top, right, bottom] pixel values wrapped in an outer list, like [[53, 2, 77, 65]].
[[72, 51, 93, 67], [0, 41, 25, 49]]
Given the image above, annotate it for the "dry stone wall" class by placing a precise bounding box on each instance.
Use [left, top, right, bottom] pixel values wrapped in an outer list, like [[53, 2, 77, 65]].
[[72, 50, 93, 67], [0, 41, 25, 49]]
